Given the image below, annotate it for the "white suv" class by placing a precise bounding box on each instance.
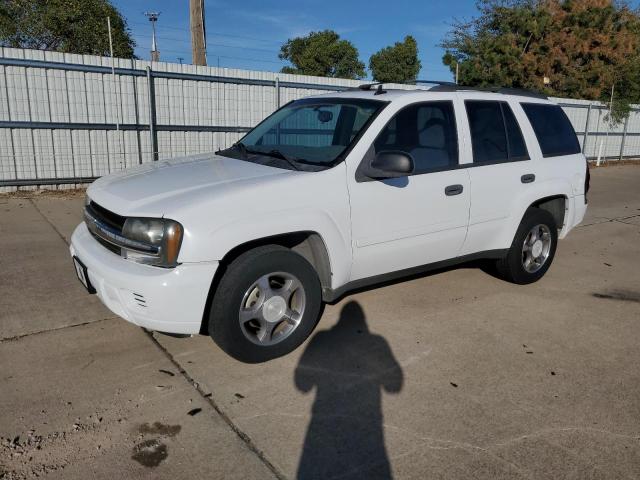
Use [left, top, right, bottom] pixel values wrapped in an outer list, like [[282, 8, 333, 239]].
[[70, 84, 589, 362]]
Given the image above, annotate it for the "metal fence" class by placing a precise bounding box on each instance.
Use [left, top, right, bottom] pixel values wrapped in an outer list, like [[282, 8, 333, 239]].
[[1, 46, 639, 191]]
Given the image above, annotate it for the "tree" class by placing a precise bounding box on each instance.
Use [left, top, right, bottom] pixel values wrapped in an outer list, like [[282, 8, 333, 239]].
[[279, 30, 365, 79], [441, 0, 640, 122], [369, 36, 421, 83], [0, 0, 135, 58]]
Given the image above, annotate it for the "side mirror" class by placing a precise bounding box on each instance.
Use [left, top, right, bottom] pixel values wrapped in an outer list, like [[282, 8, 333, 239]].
[[363, 151, 415, 179]]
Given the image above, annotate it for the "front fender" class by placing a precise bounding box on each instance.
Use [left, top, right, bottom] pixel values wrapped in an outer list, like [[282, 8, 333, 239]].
[[181, 208, 352, 290]]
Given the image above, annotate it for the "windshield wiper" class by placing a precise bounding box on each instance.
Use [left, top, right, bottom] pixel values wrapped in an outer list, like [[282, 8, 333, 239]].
[[219, 142, 302, 171], [262, 149, 301, 171]]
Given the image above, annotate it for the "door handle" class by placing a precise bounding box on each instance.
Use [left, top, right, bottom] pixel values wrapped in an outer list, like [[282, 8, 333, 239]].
[[445, 184, 464, 196], [521, 174, 536, 184]]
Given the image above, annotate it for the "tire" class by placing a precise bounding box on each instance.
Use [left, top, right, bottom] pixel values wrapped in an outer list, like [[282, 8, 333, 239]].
[[208, 245, 323, 363], [495, 207, 558, 285]]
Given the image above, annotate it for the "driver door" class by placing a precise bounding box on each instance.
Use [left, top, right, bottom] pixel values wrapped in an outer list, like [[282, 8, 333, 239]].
[[347, 100, 470, 281]]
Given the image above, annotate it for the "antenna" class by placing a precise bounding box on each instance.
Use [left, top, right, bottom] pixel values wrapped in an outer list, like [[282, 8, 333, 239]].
[[144, 11, 161, 62]]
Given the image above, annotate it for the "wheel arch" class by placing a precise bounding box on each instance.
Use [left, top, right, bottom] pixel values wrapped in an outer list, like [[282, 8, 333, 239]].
[[198, 231, 333, 334], [529, 195, 567, 230]]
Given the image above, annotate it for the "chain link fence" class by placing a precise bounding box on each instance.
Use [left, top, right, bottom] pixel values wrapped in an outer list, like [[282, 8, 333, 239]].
[[1, 47, 638, 192]]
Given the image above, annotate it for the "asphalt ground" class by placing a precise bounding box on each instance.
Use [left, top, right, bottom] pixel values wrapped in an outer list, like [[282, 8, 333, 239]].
[[1, 164, 639, 479]]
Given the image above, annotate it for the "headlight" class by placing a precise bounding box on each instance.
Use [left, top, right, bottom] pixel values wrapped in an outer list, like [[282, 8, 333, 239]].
[[121, 217, 183, 267]]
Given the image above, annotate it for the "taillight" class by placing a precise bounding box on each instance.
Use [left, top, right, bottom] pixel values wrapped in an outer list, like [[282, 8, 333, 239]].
[[584, 161, 590, 203]]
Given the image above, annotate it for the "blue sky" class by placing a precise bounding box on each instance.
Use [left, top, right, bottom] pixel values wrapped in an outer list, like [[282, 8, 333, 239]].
[[112, 0, 481, 80], [113, 0, 640, 80]]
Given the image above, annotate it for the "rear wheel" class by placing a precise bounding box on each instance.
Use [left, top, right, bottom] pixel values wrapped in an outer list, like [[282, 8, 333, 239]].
[[208, 245, 322, 363], [495, 208, 558, 284]]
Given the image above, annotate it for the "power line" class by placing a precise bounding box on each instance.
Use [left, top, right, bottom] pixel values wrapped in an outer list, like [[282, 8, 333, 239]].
[[127, 20, 283, 45], [133, 34, 279, 54], [131, 34, 281, 55], [129, 42, 285, 65]]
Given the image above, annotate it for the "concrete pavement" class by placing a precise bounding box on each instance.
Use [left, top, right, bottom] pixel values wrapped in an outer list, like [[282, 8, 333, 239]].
[[1, 165, 639, 479]]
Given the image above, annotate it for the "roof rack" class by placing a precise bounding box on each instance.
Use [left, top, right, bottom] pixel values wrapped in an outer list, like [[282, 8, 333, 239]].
[[348, 80, 547, 100], [406, 79, 458, 87], [429, 84, 547, 99]]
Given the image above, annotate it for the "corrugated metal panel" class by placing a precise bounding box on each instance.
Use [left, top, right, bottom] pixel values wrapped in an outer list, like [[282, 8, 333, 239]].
[[2, 46, 640, 190]]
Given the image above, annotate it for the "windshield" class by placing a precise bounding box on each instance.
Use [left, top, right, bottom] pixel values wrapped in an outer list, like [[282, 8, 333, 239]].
[[217, 98, 387, 170]]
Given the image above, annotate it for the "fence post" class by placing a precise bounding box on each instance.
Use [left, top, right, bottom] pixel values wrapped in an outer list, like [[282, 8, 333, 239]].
[[2, 65, 19, 184], [275, 77, 280, 108], [132, 59, 143, 165], [619, 114, 629, 161], [583, 102, 592, 155], [146, 66, 158, 161]]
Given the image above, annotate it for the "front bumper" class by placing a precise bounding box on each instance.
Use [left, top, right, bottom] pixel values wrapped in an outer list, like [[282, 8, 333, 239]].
[[70, 222, 218, 334]]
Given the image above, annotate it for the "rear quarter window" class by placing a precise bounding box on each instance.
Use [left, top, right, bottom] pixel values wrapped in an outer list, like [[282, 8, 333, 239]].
[[521, 103, 581, 157]]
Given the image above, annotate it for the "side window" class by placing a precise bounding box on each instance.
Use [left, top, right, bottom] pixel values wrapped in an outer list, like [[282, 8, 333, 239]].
[[503, 104, 529, 160], [521, 103, 581, 157], [374, 101, 458, 174], [465, 100, 530, 164], [466, 101, 508, 163]]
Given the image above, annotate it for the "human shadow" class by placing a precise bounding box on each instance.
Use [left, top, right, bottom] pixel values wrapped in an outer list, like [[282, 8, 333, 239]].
[[294, 301, 403, 479]]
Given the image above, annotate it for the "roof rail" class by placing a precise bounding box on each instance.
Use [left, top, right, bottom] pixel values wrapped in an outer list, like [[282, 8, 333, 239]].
[[353, 79, 457, 90], [429, 84, 547, 99], [347, 80, 547, 99], [406, 79, 458, 87]]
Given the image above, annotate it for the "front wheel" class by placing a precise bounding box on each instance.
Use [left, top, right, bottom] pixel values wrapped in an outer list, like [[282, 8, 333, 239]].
[[495, 207, 558, 284], [208, 245, 323, 363]]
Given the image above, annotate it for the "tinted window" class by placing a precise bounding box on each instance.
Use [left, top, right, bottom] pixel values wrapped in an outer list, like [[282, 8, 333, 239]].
[[466, 101, 508, 163], [522, 103, 581, 157], [374, 101, 458, 174], [503, 104, 529, 160], [466, 101, 530, 163]]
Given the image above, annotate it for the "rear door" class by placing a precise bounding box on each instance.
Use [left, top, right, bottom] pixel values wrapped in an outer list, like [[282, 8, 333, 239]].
[[460, 98, 537, 255]]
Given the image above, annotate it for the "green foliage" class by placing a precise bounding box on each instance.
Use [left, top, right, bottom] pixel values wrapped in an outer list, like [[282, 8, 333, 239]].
[[279, 30, 365, 79], [0, 0, 135, 57], [369, 35, 421, 83], [441, 0, 640, 123]]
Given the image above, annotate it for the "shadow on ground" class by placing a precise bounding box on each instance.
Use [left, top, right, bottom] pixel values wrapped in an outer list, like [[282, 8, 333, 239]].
[[294, 301, 403, 480]]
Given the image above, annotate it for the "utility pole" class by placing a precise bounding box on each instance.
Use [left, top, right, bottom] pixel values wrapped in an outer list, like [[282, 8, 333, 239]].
[[145, 12, 161, 62], [190, 0, 207, 66]]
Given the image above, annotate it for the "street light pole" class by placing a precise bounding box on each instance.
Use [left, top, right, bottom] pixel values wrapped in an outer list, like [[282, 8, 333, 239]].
[[144, 12, 161, 62]]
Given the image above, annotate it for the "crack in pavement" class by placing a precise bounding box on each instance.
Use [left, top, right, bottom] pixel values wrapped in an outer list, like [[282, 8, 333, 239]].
[[28, 198, 72, 246], [142, 330, 287, 480], [578, 213, 640, 228], [0, 317, 116, 343]]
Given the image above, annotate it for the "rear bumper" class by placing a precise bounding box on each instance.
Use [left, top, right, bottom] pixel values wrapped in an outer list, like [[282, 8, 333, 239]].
[[70, 223, 218, 334]]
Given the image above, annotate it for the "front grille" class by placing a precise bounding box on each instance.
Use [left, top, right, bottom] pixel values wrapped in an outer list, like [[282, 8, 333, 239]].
[[85, 201, 124, 256], [93, 232, 122, 256], [84, 201, 160, 258], [88, 201, 126, 232]]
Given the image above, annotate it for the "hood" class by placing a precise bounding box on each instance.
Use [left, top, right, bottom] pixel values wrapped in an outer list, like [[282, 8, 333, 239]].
[[87, 153, 290, 215]]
